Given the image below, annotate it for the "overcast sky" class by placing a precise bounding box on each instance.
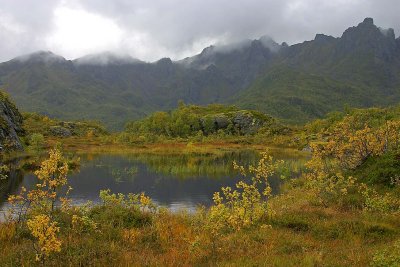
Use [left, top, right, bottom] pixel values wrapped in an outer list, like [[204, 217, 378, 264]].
[[0, 0, 399, 63]]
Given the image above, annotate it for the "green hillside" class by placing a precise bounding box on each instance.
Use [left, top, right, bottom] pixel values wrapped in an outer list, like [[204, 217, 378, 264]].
[[235, 65, 399, 124], [235, 18, 400, 123], [0, 18, 399, 129]]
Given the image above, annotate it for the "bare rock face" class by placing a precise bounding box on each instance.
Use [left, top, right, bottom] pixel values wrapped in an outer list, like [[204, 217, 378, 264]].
[[0, 92, 24, 150]]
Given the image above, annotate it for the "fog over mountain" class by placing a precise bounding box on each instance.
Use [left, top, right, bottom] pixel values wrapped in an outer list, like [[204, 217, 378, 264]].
[[0, 0, 399, 62]]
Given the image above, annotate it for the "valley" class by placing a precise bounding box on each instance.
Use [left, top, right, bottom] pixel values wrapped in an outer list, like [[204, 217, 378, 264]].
[[0, 17, 399, 266]]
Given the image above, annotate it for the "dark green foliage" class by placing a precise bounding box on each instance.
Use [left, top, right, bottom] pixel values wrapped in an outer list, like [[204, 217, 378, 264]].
[[305, 105, 400, 135], [352, 152, 400, 186], [272, 214, 310, 232], [89, 205, 151, 229], [28, 133, 45, 151], [22, 112, 108, 138], [310, 219, 397, 242]]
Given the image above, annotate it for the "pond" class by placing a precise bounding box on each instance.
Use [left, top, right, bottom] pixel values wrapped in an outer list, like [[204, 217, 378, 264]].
[[0, 148, 307, 217]]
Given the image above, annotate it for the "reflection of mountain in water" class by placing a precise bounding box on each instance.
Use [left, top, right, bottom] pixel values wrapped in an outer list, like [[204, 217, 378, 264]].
[[0, 150, 307, 211], [128, 150, 260, 179]]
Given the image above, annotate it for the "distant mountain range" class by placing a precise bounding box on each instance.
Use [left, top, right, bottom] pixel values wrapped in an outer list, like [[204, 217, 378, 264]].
[[0, 17, 399, 129]]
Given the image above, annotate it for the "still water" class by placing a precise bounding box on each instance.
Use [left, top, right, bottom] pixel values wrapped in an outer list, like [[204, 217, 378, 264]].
[[0, 149, 306, 215]]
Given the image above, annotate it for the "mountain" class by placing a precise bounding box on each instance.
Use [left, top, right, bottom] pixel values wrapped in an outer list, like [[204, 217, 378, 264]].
[[0, 40, 277, 129], [0, 18, 399, 129], [236, 18, 400, 123], [74, 52, 143, 65]]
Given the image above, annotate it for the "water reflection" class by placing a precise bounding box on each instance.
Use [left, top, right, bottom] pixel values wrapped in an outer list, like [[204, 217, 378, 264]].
[[0, 149, 307, 212], [0, 160, 25, 203]]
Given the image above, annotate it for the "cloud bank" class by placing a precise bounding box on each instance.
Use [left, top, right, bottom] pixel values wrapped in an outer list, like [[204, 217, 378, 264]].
[[0, 0, 399, 62]]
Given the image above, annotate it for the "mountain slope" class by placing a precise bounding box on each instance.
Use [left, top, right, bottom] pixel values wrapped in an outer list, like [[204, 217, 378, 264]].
[[0, 18, 399, 128], [0, 40, 277, 129], [234, 18, 400, 123]]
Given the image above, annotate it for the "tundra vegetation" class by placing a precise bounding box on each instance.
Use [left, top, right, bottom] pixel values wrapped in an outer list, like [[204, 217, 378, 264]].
[[1, 102, 400, 266]]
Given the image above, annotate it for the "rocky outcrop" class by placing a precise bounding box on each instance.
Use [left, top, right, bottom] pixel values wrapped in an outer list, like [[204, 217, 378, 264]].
[[49, 126, 72, 137], [338, 17, 397, 61], [47, 121, 107, 137], [232, 111, 265, 135], [200, 110, 272, 135], [213, 115, 229, 129], [0, 92, 24, 150], [314, 34, 336, 44]]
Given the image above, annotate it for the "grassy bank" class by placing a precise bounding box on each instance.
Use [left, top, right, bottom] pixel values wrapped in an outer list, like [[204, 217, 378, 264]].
[[1, 144, 399, 266], [1, 106, 400, 266], [1, 178, 399, 266]]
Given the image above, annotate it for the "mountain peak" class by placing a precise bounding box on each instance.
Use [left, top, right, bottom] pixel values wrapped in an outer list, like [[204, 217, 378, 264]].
[[314, 33, 336, 43], [341, 17, 395, 42], [362, 17, 374, 25], [12, 51, 65, 64], [336, 17, 398, 61], [74, 52, 141, 66], [380, 28, 395, 39], [199, 45, 216, 56], [259, 35, 281, 52], [342, 17, 378, 36], [156, 57, 173, 65]]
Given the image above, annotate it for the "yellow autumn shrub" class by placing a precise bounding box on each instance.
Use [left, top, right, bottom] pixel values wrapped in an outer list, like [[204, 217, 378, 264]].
[[208, 151, 282, 231], [305, 117, 400, 208], [27, 214, 61, 261]]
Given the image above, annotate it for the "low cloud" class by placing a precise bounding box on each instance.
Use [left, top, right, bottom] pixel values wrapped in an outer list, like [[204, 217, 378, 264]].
[[0, 0, 399, 62]]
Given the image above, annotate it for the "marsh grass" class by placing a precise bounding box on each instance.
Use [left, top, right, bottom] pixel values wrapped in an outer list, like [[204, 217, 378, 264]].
[[1, 180, 399, 266], [1, 140, 398, 266]]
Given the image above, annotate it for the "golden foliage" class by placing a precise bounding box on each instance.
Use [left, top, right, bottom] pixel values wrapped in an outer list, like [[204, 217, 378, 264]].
[[305, 116, 400, 209], [359, 183, 400, 214], [7, 148, 71, 222], [99, 189, 155, 212], [27, 214, 61, 261], [208, 151, 282, 231], [311, 117, 400, 170], [6, 149, 72, 261]]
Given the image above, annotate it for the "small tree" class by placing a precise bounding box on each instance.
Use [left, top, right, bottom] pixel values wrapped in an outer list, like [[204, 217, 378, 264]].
[[29, 133, 45, 151], [27, 214, 62, 263], [29, 149, 70, 213], [7, 148, 70, 262], [8, 148, 71, 217]]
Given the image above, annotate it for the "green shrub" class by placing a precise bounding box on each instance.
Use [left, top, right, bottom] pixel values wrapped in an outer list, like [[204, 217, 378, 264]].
[[272, 214, 310, 232], [28, 133, 45, 151], [354, 152, 400, 186]]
